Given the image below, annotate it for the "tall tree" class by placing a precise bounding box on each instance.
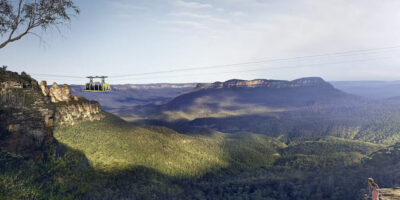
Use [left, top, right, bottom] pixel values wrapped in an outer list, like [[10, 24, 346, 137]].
[[0, 0, 79, 49]]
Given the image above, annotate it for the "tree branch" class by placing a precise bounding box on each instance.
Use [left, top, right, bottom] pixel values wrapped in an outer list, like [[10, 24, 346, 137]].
[[0, 28, 30, 48], [0, 0, 79, 49], [6, 0, 23, 41]]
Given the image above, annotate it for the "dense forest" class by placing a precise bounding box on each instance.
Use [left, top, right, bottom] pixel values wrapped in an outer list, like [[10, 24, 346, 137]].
[[2, 112, 400, 200]]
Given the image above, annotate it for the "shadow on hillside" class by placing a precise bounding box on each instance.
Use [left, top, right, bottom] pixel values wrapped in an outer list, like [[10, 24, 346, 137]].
[[48, 113, 400, 199], [11, 133, 395, 200], [132, 104, 400, 144]]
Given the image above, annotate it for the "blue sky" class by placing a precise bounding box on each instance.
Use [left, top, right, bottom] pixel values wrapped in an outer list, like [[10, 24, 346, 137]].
[[1, 0, 400, 84]]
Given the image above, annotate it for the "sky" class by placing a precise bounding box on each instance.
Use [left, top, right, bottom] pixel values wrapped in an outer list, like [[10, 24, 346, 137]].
[[1, 0, 400, 84]]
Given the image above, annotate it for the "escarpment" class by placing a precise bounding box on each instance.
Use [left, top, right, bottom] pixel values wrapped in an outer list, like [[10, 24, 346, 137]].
[[0, 69, 104, 160], [54, 100, 103, 127], [195, 77, 333, 89], [40, 81, 104, 127], [0, 70, 56, 160]]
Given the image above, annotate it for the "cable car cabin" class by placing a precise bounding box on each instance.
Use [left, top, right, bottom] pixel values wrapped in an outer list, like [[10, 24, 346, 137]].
[[84, 76, 111, 92], [84, 82, 111, 92]]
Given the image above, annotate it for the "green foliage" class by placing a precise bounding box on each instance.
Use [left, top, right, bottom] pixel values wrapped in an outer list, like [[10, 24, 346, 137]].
[[281, 137, 383, 156], [222, 133, 285, 170], [0, 148, 92, 200], [54, 113, 229, 177], [1, 111, 398, 199]]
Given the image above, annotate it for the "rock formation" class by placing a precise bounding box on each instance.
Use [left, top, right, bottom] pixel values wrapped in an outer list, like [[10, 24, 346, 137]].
[[41, 81, 79, 103], [1, 69, 104, 160], [1, 70, 56, 161], [39, 81, 104, 127], [55, 100, 104, 127], [40, 80, 49, 96], [195, 77, 333, 90], [379, 188, 400, 200]]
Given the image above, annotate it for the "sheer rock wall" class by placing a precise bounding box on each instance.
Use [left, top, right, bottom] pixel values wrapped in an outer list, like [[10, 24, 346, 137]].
[[40, 81, 104, 127], [0, 70, 104, 160]]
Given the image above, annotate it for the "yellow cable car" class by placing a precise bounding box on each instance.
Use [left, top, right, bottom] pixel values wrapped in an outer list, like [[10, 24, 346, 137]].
[[84, 76, 111, 92]]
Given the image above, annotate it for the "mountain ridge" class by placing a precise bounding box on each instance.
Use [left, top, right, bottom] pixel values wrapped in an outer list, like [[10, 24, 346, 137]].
[[162, 77, 355, 114], [195, 77, 332, 89]]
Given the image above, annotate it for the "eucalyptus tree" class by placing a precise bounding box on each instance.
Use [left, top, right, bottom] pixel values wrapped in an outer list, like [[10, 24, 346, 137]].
[[0, 0, 79, 49]]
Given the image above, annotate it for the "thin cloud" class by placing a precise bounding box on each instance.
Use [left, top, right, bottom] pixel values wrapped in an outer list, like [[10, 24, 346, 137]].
[[230, 11, 245, 17], [161, 20, 208, 29], [168, 12, 230, 24], [110, 1, 148, 20], [174, 0, 213, 9], [112, 1, 148, 10]]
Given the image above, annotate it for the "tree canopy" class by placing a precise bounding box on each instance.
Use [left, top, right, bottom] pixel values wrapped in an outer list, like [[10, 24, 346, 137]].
[[0, 0, 79, 49]]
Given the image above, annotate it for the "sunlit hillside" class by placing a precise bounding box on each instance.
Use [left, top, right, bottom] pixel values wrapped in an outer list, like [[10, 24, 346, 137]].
[[54, 112, 285, 177], [1, 110, 392, 199]]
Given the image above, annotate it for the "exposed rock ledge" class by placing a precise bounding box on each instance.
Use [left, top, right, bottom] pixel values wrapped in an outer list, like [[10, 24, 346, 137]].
[[0, 69, 105, 160], [195, 77, 332, 89], [40, 81, 104, 127], [40, 81, 79, 103], [55, 100, 103, 127], [380, 187, 400, 200]]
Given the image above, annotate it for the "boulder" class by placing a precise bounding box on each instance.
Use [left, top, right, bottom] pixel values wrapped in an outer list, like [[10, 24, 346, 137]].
[[380, 187, 400, 200]]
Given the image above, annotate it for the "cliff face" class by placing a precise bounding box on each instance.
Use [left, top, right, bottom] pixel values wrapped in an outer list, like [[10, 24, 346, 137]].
[[195, 77, 333, 90], [40, 81, 79, 103], [55, 100, 103, 127], [0, 70, 56, 160], [40, 81, 104, 127], [0, 69, 104, 160]]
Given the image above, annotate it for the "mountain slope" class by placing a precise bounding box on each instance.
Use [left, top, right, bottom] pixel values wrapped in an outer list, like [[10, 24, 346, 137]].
[[54, 112, 286, 177], [135, 77, 400, 145], [164, 77, 357, 113], [53, 113, 390, 199]]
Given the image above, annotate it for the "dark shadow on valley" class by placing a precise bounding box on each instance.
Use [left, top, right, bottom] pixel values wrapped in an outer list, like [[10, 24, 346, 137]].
[[50, 139, 400, 200], [2, 123, 400, 200]]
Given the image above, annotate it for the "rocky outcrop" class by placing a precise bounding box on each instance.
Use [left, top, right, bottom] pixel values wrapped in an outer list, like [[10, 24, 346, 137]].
[[40, 80, 49, 96], [39, 80, 104, 127], [0, 70, 56, 161], [1, 69, 104, 160], [379, 187, 400, 200], [55, 100, 104, 127], [195, 77, 333, 90], [40, 81, 79, 103]]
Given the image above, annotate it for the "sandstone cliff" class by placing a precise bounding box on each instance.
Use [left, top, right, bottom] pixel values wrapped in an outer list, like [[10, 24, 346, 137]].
[[40, 81, 104, 127], [195, 77, 333, 90], [0, 69, 104, 160], [380, 188, 400, 200], [54, 100, 103, 127], [0, 70, 56, 161], [40, 81, 79, 103]]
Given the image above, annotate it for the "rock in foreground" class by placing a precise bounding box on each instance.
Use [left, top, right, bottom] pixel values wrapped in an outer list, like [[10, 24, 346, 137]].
[[380, 188, 400, 200]]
